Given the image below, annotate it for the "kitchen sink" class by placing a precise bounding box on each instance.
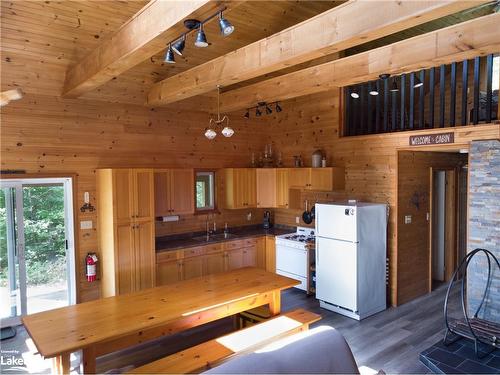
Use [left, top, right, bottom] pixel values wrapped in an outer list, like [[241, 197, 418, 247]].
[[192, 233, 236, 242]]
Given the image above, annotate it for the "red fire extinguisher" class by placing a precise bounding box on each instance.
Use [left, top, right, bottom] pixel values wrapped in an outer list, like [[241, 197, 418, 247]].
[[86, 253, 98, 282]]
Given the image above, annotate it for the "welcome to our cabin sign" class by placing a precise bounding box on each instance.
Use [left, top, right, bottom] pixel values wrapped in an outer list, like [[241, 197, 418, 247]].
[[409, 132, 454, 146]]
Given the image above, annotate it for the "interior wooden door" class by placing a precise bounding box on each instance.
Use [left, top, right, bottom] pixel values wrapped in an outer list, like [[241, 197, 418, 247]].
[[116, 223, 136, 295], [134, 169, 154, 221], [154, 170, 171, 216], [182, 256, 203, 280], [276, 168, 289, 208], [204, 252, 225, 275], [225, 248, 243, 271], [242, 247, 257, 267], [288, 168, 310, 189], [113, 169, 133, 223], [134, 221, 155, 290], [245, 168, 257, 207], [170, 169, 194, 215], [256, 168, 276, 208], [156, 260, 181, 286], [310, 168, 332, 191]]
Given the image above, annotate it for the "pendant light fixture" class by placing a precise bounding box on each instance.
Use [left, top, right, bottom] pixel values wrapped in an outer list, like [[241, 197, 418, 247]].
[[164, 44, 175, 64], [172, 35, 186, 56], [205, 85, 233, 140], [413, 76, 424, 88], [195, 23, 209, 47], [218, 11, 234, 36]]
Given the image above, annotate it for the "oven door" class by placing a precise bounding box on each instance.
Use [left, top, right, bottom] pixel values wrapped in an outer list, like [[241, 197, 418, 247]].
[[276, 244, 308, 279]]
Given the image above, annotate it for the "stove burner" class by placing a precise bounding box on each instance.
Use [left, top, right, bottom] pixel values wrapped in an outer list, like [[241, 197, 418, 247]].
[[282, 234, 315, 243]]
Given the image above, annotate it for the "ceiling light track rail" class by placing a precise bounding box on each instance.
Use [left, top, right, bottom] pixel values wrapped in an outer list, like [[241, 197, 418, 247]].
[[244, 101, 282, 118]]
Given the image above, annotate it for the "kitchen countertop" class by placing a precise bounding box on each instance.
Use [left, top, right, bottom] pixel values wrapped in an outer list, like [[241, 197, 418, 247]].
[[156, 225, 293, 253]]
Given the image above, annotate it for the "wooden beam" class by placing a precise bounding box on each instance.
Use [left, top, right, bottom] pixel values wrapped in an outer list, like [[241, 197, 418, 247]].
[[219, 13, 500, 113], [147, 1, 485, 106], [63, 0, 237, 98]]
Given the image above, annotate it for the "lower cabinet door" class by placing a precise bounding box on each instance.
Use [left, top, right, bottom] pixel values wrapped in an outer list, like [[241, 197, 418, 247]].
[[226, 248, 244, 271], [156, 260, 181, 286], [116, 223, 135, 295], [204, 252, 225, 275], [135, 221, 155, 290], [242, 247, 257, 267], [182, 256, 203, 280]]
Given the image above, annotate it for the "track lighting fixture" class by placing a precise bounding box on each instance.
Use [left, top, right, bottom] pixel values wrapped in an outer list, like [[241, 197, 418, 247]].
[[163, 8, 234, 61], [218, 11, 234, 36], [244, 101, 283, 118], [164, 44, 175, 64], [413, 76, 423, 88], [390, 79, 399, 92], [195, 24, 208, 47], [172, 35, 186, 56]]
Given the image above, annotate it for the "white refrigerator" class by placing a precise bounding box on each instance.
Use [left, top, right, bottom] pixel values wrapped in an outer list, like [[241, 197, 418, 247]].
[[315, 202, 387, 320]]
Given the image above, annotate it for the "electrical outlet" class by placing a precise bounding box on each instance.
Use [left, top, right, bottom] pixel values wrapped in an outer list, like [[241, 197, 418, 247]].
[[80, 220, 93, 230], [246, 212, 252, 221], [295, 216, 300, 224], [404, 215, 412, 224]]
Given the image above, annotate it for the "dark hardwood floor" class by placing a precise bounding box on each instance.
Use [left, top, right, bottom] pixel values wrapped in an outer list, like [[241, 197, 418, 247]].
[[1, 284, 454, 374]]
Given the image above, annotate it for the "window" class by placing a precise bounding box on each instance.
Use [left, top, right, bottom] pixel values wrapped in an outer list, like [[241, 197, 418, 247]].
[[195, 171, 215, 212]]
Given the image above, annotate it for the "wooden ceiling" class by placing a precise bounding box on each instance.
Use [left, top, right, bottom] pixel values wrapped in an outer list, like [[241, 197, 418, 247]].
[[1, 1, 495, 109], [1, 1, 339, 107]]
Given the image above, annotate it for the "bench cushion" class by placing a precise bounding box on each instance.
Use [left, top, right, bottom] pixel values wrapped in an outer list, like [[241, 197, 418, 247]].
[[203, 326, 359, 374]]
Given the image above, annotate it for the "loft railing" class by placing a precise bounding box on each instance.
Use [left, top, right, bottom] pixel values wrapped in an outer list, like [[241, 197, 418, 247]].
[[343, 53, 499, 137]]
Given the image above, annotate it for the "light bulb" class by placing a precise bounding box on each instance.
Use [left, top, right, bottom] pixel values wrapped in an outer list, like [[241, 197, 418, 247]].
[[222, 127, 234, 137], [204, 129, 216, 139]]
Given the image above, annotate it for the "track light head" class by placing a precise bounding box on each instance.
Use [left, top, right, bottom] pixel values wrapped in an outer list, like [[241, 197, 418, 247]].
[[218, 11, 234, 36], [275, 102, 282, 112], [256, 107, 262, 117], [164, 44, 175, 64], [390, 79, 399, 92], [244, 110, 250, 119], [195, 24, 208, 47], [414, 76, 423, 88], [265, 105, 272, 114], [172, 35, 185, 56], [379, 73, 390, 80]]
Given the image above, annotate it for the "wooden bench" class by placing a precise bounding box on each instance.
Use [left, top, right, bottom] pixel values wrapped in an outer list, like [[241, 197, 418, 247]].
[[128, 309, 321, 374]]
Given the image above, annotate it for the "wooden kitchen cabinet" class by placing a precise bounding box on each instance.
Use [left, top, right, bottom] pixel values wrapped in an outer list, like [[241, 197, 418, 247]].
[[256, 168, 276, 208], [157, 259, 181, 285], [276, 168, 289, 208], [154, 169, 194, 216], [226, 248, 244, 271], [242, 247, 257, 267], [182, 256, 204, 280], [224, 168, 257, 209], [288, 167, 345, 191], [265, 236, 276, 272], [97, 168, 155, 297], [204, 252, 225, 275]]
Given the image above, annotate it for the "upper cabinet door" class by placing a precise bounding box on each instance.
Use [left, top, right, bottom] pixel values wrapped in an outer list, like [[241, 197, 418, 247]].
[[170, 169, 195, 215], [256, 168, 276, 208], [276, 168, 289, 208], [154, 171, 171, 217], [134, 169, 154, 220], [288, 168, 310, 189], [134, 220, 155, 290], [245, 169, 257, 207], [310, 168, 333, 191], [234, 169, 247, 209], [113, 169, 134, 223]]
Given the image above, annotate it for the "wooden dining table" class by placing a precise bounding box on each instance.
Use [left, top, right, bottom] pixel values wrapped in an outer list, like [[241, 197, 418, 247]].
[[22, 267, 299, 374]]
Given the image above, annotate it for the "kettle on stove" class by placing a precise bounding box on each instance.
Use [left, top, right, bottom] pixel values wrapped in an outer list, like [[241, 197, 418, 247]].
[[263, 211, 272, 229]]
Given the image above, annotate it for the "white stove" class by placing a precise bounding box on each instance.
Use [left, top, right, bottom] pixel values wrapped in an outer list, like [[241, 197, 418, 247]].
[[275, 227, 315, 291]]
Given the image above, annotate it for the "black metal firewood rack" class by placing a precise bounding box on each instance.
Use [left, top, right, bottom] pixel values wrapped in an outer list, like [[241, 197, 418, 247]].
[[443, 248, 500, 358]]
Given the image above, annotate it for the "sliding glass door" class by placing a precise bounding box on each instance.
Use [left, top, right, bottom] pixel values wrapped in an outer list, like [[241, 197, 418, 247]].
[[0, 178, 76, 326]]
